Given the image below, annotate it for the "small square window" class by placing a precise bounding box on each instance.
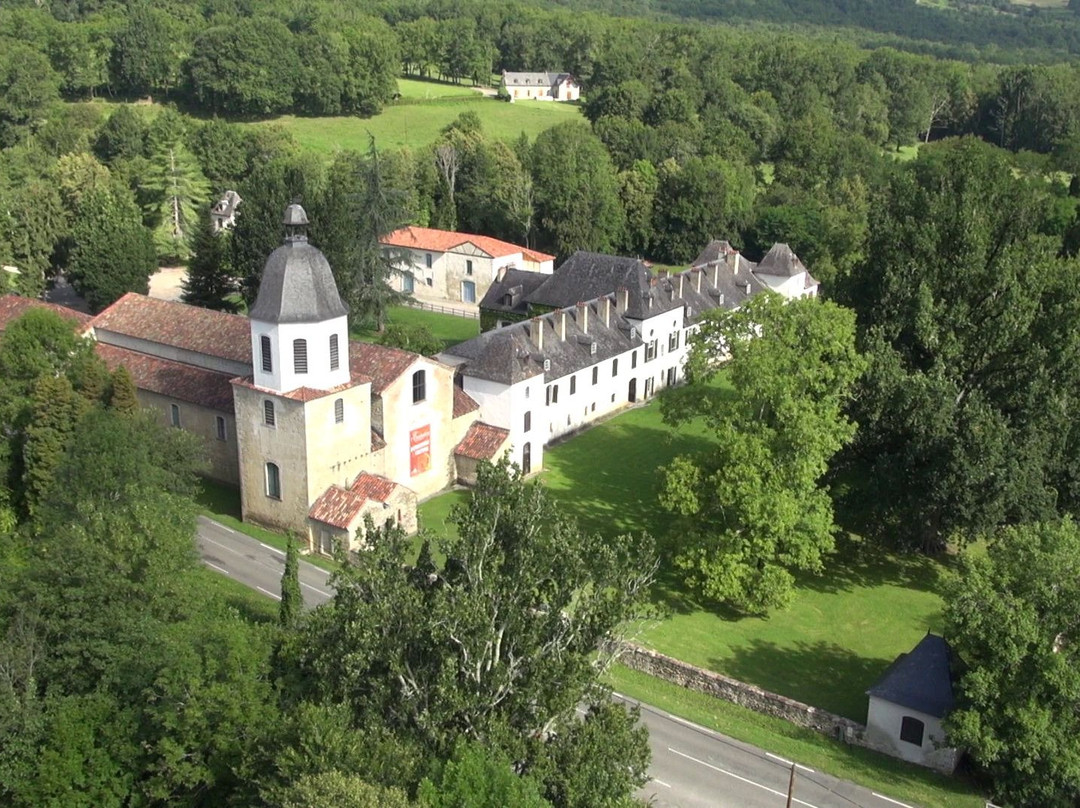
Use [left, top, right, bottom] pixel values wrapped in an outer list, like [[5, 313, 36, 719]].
[[900, 716, 925, 746]]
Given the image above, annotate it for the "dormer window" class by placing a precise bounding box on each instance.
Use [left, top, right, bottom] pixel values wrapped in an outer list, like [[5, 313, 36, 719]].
[[590, 342, 597, 355], [543, 358, 551, 371]]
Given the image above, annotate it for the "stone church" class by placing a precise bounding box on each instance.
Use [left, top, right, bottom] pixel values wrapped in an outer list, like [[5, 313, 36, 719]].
[[0, 205, 510, 555]]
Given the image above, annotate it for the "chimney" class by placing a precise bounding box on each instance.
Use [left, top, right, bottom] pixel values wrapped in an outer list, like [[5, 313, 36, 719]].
[[733, 252, 740, 275], [558, 310, 567, 341], [496, 265, 507, 282], [530, 317, 544, 352], [616, 287, 630, 315], [678, 273, 685, 299], [694, 268, 702, 293], [577, 301, 588, 334], [711, 263, 720, 288], [603, 296, 612, 327]]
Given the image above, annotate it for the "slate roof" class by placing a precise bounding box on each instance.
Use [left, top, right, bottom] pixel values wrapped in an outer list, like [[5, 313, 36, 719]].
[[0, 294, 93, 333], [502, 71, 576, 88], [690, 240, 735, 268], [866, 634, 955, 718], [348, 340, 418, 395], [249, 232, 348, 324], [308, 472, 402, 530], [527, 252, 652, 313], [453, 386, 480, 418], [96, 343, 236, 412], [92, 293, 252, 364], [755, 243, 808, 278], [478, 268, 550, 316], [455, 422, 510, 460], [443, 298, 641, 385], [382, 226, 554, 264]]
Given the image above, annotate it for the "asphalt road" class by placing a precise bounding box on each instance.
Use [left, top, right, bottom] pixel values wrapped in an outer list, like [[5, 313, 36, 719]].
[[196, 515, 921, 808]]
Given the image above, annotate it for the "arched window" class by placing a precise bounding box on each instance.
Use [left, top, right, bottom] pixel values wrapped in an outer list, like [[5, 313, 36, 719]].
[[260, 335, 272, 372], [293, 339, 308, 374], [412, 369, 426, 403], [900, 716, 925, 746], [522, 442, 531, 475], [334, 398, 344, 423], [264, 400, 275, 426], [329, 334, 340, 371], [266, 462, 281, 499]]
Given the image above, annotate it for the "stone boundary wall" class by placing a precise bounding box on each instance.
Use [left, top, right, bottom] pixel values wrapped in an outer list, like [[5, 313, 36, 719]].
[[615, 642, 864, 739]]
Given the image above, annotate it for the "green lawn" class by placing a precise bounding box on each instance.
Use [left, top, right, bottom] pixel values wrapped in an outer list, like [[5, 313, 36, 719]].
[[242, 95, 582, 154], [607, 666, 984, 808], [192, 566, 280, 624], [351, 305, 480, 352], [420, 394, 953, 722], [397, 77, 478, 99]]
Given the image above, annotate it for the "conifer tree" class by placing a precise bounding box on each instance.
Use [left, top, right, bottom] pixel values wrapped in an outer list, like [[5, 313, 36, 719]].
[[141, 140, 211, 262], [181, 216, 238, 312], [109, 366, 140, 416], [279, 534, 302, 628], [23, 375, 83, 520]]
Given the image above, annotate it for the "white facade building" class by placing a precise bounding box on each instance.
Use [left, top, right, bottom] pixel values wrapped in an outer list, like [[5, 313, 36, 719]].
[[501, 71, 580, 102]]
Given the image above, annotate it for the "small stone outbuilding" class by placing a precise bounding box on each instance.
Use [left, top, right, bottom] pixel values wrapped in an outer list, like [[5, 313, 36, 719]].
[[307, 471, 418, 555]]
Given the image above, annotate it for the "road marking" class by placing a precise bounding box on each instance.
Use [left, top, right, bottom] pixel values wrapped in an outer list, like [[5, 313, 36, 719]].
[[257, 540, 285, 558], [872, 794, 916, 808], [202, 537, 242, 556], [205, 562, 229, 574], [767, 752, 814, 773], [300, 581, 333, 598], [257, 586, 282, 601], [667, 748, 821, 808], [220, 525, 236, 534], [650, 778, 672, 788]]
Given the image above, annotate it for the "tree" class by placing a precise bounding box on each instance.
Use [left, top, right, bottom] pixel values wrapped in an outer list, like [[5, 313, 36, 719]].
[[182, 215, 237, 312], [944, 520, 1080, 808], [288, 459, 654, 802], [111, 4, 186, 97], [93, 106, 146, 166], [417, 740, 550, 808], [66, 189, 156, 313], [0, 42, 60, 148], [140, 140, 211, 261], [22, 375, 84, 520], [280, 534, 302, 628], [377, 324, 442, 356], [530, 122, 624, 259], [836, 138, 1080, 552], [279, 771, 412, 808], [108, 366, 139, 415], [660, 293, 865, 613]]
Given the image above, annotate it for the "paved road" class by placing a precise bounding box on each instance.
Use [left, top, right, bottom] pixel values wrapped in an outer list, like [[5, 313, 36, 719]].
[[196, 516, 920, 808]]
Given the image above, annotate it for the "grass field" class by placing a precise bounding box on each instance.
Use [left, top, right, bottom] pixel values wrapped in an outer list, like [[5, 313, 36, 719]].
[[397, 77, 478, 99], [420, 393, 952, 722], [351, 305, 480, 352], [242, 88, 583, 154]]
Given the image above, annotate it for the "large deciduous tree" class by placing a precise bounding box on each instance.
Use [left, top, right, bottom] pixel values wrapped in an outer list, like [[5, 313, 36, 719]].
[[530, 122, 624, 259], [836, 138, 1080, 553], [944, 519, 1080, 808], [287, 459, 655, 805], [660, 293, 865, 613]]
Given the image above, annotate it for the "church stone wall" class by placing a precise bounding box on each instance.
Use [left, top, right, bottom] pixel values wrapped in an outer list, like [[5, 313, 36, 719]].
[[138, 390, 239, 485], [302, 383, 374, 506]]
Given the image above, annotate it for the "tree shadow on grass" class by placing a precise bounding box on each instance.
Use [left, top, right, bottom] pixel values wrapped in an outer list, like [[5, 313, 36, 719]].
[[714, 638, 893, 721], [794, 533, 952, 597]]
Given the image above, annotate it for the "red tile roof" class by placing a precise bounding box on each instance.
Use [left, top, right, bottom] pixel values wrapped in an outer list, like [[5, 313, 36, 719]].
[[349, 340, 418, 394], [455, 422, 510, 461], [96, 343, 236, 412], [91, 293, 251, 364], [230, 374, 371, 403], [453, 386, 479, 418], [308, 472, 401, 529], [0, 294, 92, 333], [382, 226, 554, 264]]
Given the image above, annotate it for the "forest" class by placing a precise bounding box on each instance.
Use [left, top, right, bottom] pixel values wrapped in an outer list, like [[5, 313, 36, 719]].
[[3, 0, 1080, 805]]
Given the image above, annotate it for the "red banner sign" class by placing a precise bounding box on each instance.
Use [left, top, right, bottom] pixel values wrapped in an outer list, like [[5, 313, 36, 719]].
[[409, 425, 431, 476]]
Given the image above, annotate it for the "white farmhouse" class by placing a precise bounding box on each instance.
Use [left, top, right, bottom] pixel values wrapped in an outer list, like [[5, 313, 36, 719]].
[[501, 71, 580, 102], [381, 225, 554, 307]]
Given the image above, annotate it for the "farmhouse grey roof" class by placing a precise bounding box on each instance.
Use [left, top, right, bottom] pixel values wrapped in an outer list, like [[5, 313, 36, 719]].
[[502, 71, 574, 87], [528, 252, 652, 312], [866, 634, 955, 718], [691, 240, 735, 268], [249, 205, 348, 324], [444, 298, 640, 385]]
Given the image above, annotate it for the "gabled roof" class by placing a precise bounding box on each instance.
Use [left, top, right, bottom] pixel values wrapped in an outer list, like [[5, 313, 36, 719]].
[[382, 226, 553, 264], [455, 422, 510, 461], [867, 634, 955, 718], [231, 374, 370, 403], [91, 293, 252, 364], [96, 342, 235, 412], [348, 340, 420, 395], [527, 252, 651, 313], [755, 243, 808, 278], [308, 472, 403, 530], [0, 294, 93, 333], [479, 268, 550, 316], [691, 240, 736, 268]]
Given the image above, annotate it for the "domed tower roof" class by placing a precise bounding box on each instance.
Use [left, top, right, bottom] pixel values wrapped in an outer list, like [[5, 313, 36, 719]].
[[249, 205, 348, 324]]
